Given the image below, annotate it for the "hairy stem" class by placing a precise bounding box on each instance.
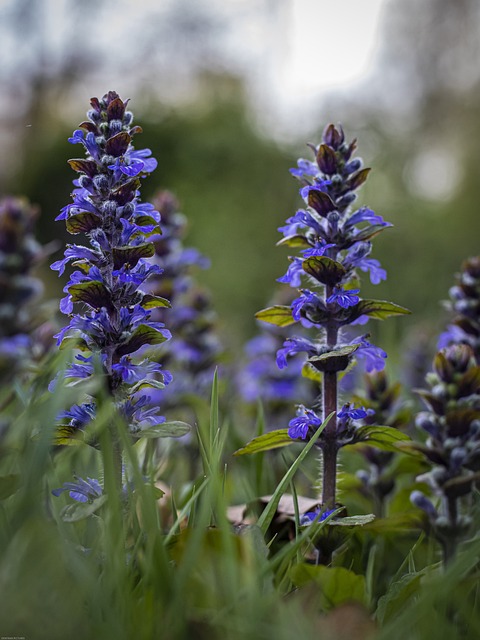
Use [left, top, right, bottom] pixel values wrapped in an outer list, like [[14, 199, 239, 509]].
[[321, 282, 339, 508]]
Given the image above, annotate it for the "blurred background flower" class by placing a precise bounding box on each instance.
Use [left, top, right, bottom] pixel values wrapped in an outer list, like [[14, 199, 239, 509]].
[[1, 0, 479, 366]]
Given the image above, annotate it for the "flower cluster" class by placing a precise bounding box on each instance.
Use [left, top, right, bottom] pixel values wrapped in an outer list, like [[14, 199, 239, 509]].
[[51, 91, 172, 439], [256, 124, 409, 508], [259, 125, 407, 437], [411, 343, 480, 562], [438, 256, 480, 362], [273, 125, 394, 378], [146, 190, 222, 404], [0, 196, 49, 377]]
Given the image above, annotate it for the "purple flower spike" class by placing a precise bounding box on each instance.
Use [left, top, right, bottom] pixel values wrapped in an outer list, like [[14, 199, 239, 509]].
[[52, 92, 177, 441], [254, 123, 407, 511]]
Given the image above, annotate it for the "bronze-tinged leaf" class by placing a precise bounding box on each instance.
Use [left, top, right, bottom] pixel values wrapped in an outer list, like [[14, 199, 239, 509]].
[[78, 121, 97, 133], [112, 243, 154, 269], [323, 124, 344, 149], [433, 351, 453, 381], [255, 305, 296, 327], [111, 179, 141, 205], [107, 96, 125, 121], [446, 408, 480, 437], [307, 190, 336, 217], [68, 280, 110, 309], [116, 324, 169, 357], [142, 294, 171, 309], [348, 168, 371, 190], [105, 131, 131, 157], [90, 97, 101, 112], [345, 138, 358, 161], [398, 442, 446, 465], [66, 211, 102, 234], [353, 224, 390, 242], [276, 234, 310, 248], [443, 472, 480, 498], [458, 366, 480, 396], [68, 159, 98, 178], [352, 425, 411, 452], [129, 125, 143, 136], [58, 336, 90, 352], [316, 144, 337, 174], [308, 345, 359, 373], [302, 256, 346, 286], [415, 390, 444, 415], [135, 214, 160, 228]]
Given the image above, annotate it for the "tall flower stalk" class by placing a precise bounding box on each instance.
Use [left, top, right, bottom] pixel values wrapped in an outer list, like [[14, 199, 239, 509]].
[[146, 190, 222, 407], [257, 124, 409, 509], [0, 196, 48, 380], [438, 256, 480, 362], [51, 92, 175, 486], [411, 344, 480, 564], [411, 256, 480, 564]]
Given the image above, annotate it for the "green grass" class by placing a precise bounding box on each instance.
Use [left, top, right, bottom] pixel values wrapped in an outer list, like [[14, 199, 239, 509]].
[[0, 357, 479, 640]]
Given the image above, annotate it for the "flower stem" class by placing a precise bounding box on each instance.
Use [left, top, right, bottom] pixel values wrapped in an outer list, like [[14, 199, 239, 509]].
[[322, 371, 338, 508], [321, 283, 339, 509]]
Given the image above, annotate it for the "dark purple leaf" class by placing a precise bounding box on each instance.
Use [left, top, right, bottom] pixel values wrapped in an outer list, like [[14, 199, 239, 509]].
[[302, 256, 346, 286], [112, 243, 154, 269], [107, 97, 126, 121], [68, 280, 110, 309], [68, 159, 98, 178], [105, 131, 131, 157], [307, 191, 336, 217], [66, 211, 102, 234]]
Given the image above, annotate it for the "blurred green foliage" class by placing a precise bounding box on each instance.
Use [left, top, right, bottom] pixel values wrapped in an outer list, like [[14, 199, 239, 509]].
[[8, 74, 480, 369]]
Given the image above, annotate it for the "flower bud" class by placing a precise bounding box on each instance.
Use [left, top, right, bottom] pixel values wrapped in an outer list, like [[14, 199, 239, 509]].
[[411, 490, 437, 519]]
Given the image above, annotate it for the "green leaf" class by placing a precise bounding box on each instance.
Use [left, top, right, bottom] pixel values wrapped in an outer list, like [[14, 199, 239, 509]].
[[0, 474, 20, 500], [142, 294, 171, 309], [363, 512, 424, 533], [302, 255, 346, 286], [117, 324, 169, 356], [234, 429, 294, 456], [276, 234, 310, 248], [68, 280, 109, 309], [255, 305, 296, 327], [132, 421, 191, 439], [130, 378, 167, 393], [66, 211, 102, 234], [355, 299, 411, 321], [301, 362, 322, 383], [61, 495, 108, 522], [353, 425, 411, 451], [290, 565, 367, 610], [112, 243, 154, 269], [58, 336, 90, 352], [328, 514, 375, 526], [376, 572, 423, 624]]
